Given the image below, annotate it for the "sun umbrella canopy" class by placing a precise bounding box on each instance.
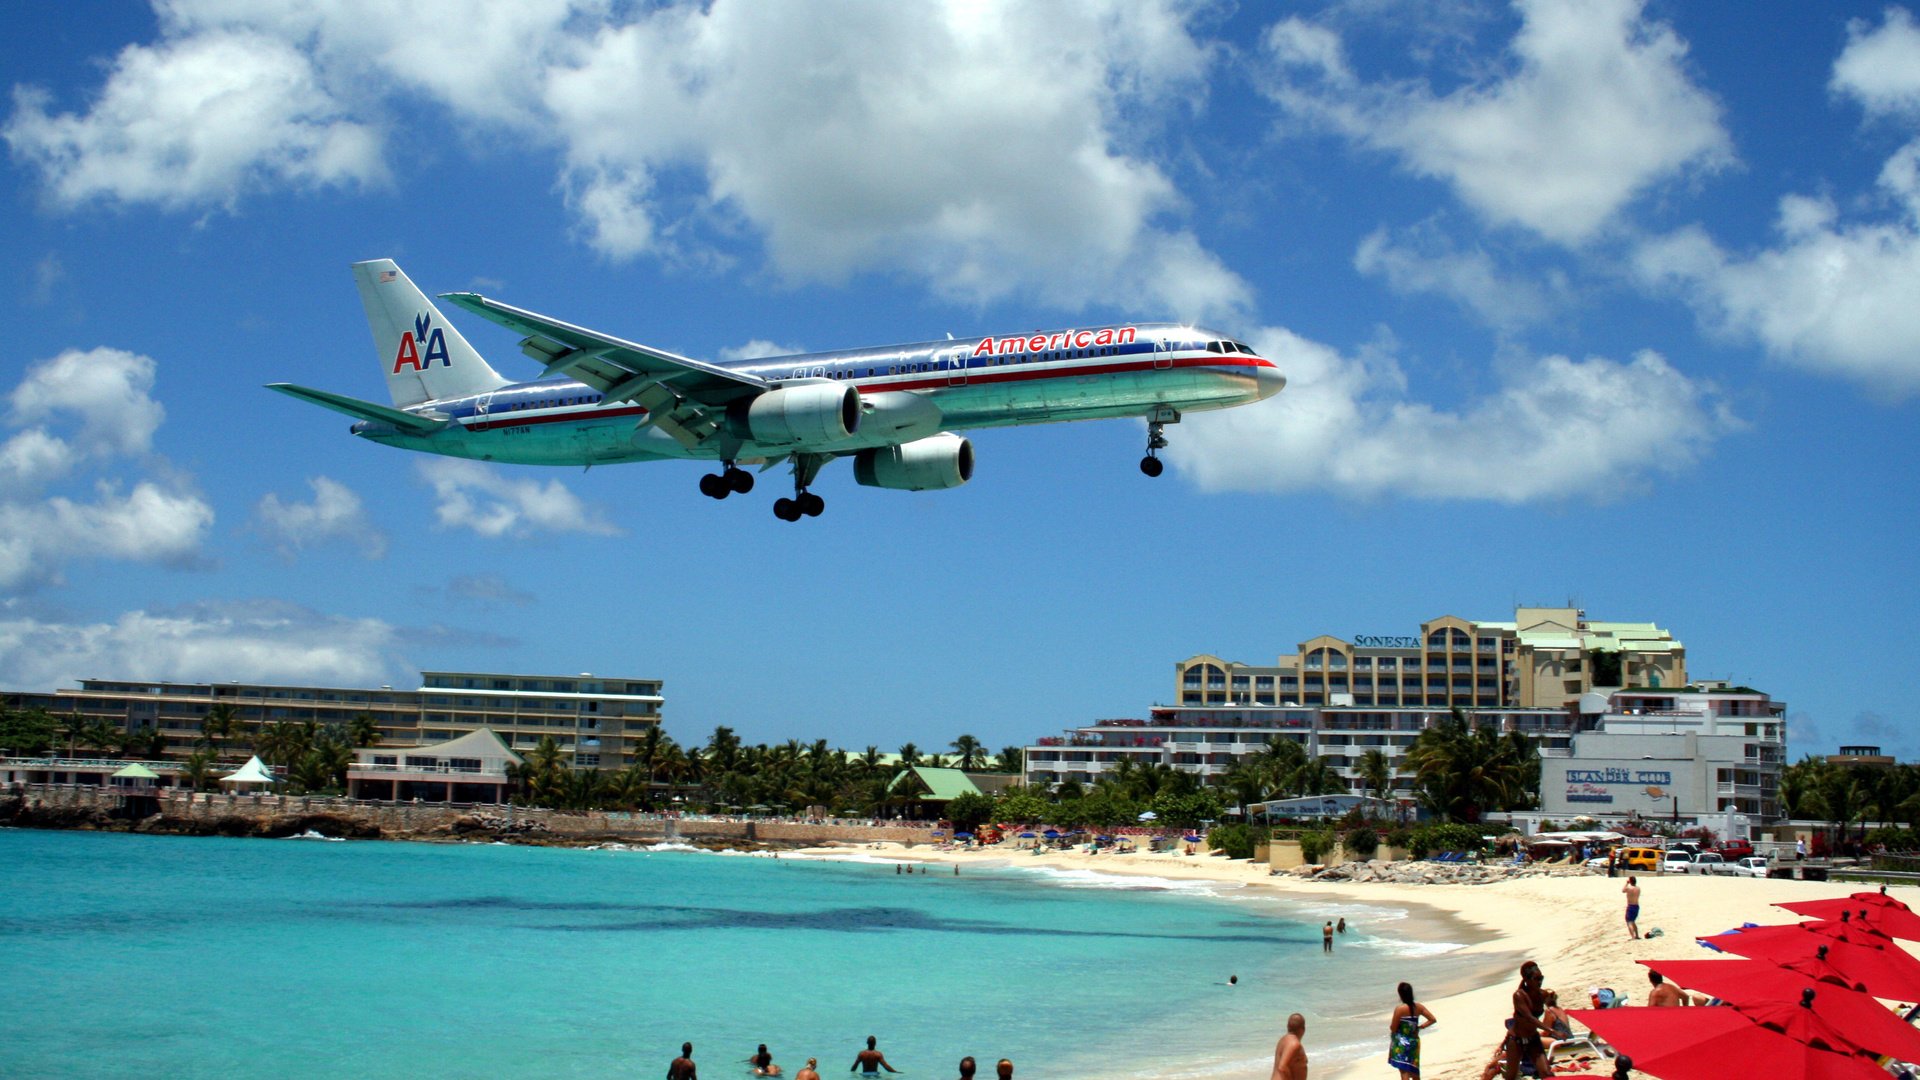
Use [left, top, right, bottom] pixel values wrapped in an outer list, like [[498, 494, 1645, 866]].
[[1703, 929, 1920, 1000], [954, 832, 973, 839], [1733, 993, 1876, 1059], [1567, 1006, 1888, 1080], [111, 763, 160, 780], [219, 756, 276, 786], [1018, 832, 1036, 838], [1778, 899, 1920, 942], [1643, 960, 1920, 1062], [1137, 811, 1158, 821]]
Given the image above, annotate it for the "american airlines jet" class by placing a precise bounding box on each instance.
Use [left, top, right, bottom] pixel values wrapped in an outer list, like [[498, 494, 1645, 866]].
[[270, 260, 1285, 521]]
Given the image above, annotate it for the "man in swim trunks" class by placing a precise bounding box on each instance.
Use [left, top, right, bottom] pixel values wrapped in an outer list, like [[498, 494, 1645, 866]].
[[1271, 1012, 1308, 1079], [1623, 876, 1641, 940], [1323, 921, 1334, 953], [851, 1035, 898, 1074], [669, 1042, 697, 1080]]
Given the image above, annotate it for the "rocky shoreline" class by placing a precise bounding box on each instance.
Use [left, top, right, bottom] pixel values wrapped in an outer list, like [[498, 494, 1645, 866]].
[[1281, 856, 1596, 885]]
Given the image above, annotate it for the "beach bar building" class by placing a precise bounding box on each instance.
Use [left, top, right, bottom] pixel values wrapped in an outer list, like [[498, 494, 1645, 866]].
[[347, 728, 520, 803]]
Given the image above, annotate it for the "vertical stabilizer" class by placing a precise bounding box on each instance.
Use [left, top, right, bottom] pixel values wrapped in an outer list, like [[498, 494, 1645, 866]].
[[352, 259, 509, 407]]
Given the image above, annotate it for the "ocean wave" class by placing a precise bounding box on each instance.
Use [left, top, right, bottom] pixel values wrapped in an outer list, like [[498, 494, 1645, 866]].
[[1008, 865, 1247, 896], [1343, 935, 1467, 958], [281, 830, 344, 842]]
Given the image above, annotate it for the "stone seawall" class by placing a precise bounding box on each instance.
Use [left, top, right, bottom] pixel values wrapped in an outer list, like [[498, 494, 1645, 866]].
[[2, 784, 940, 848]]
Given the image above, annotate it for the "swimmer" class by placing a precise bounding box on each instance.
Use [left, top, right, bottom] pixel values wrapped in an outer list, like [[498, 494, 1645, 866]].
[[851, 1035, 898, 1074], [796, 1060, 821, 1080], [668, 1042, 696, 1080], [750, 1043, 782, 1076], [996, 1059, 1013, 1078]]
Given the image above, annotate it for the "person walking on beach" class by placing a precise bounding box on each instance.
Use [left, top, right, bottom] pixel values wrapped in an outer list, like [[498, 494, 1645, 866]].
[[1388, 981, 1436, 1079], [796, 1060, 821, 1080], [668, 1042, 697, 1080], [1271, 1013, 1308, 1080], [1623, 876, 1641, 940], [851, 1035, 898, 1074], [1323, 921, 1334, 953]]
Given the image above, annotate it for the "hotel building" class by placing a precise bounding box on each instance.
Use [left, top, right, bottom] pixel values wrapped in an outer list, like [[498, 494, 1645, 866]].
[[1175, 607, 1685, 711], [3, 671, 663, 771]]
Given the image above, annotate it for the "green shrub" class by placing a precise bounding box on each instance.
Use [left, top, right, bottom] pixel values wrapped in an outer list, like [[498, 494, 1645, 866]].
[[1345, 825, 1380, 859], [1386, 827, 1413, 853], [1206, 822, 1269, 860], [1409, 822, 1485, 858], [1299, 827, 1336, 863]]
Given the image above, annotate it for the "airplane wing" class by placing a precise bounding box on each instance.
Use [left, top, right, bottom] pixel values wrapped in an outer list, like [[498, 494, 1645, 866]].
[[440, 292, 767, 449]]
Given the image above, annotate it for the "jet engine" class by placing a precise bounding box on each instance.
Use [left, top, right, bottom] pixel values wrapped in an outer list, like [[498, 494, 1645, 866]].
[[853, 433, 974, 491], [730, 383, 861, 445]]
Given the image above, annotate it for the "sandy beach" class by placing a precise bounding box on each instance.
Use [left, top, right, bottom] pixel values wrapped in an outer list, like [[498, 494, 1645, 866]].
[[798, 841, 1916, 1079]]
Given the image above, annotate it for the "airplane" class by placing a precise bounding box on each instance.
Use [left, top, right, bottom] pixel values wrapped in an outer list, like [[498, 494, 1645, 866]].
[[269, 259, 1286, 521]]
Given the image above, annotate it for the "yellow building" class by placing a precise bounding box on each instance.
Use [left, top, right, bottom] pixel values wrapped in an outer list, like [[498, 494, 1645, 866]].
[[1176, 607, 1685, 710]]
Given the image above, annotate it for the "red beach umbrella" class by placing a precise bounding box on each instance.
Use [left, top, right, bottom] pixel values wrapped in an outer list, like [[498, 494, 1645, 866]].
[[1567, 1006, 1888, 1080], [1640, 960, 1920, 1062], [1778, 900, 1920, 942], [1703, 929, 1920, 1001]]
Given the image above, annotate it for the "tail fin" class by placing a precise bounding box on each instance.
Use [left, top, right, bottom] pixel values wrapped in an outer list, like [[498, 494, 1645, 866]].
[[353, 259, 509, 407]]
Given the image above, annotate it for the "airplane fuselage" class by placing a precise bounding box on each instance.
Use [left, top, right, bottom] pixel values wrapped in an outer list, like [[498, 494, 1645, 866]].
[[352, 321, 1281, 466]]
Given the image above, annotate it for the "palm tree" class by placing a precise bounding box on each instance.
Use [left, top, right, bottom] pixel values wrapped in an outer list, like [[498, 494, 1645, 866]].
[[994, 745, 1025, 774], [181, 749, 217, 792], [349, 712, 381, 748], [200, 703, 239, 757], [58, 711, 86, 757], [897, 742, 922, 768], [951, 734, 987, 771], [1357, 748, 1396, 804], [1403, 708, 1534, 822], [81, 717, 121, 756]]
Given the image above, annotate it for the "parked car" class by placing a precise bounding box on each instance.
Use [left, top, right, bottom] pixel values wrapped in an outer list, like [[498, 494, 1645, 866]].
[[1714, 839, 1756, 861], [1723, 856, 1770, 877], [1684, 852, 1726, 874], [1661, 849, 1697, 873], [1617, 845, 1665, 872]]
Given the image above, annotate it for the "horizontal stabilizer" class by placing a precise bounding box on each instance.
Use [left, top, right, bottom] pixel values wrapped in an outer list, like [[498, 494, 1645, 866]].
[[265, 383, 449, 434]]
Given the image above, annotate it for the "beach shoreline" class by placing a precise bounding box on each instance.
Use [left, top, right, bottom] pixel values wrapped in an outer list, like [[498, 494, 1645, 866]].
[[796, 841, 1918, 1079]]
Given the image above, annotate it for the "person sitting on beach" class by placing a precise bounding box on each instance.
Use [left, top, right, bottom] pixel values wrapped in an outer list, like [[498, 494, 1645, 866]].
[[796, 1060, 821, 1080], [1388, 981, 1436, 1080], [1541, 989, 1573, 1042], [1647, 970, 1690, 1007], [851, 1035, 898, 1074], [668, 1042, 697, 1080], [1271, 1013, 1308, 1080], [957, 1055, 976, 1078], [750, 1043, 782, 1076]]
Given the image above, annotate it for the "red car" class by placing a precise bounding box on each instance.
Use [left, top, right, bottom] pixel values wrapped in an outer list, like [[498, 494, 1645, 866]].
[[1714, 839, 1755, 860]]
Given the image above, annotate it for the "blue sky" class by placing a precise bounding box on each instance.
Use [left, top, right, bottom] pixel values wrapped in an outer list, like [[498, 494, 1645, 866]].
[[3, 1, 1917, 760]]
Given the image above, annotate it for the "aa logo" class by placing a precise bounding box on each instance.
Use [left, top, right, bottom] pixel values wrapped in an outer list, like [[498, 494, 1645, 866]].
[[393, 313, 451, 373]]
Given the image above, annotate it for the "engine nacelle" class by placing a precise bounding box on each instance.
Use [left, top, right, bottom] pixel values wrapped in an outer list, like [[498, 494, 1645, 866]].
[[731, 382, 861, 445], [853, 433, 974, 491]]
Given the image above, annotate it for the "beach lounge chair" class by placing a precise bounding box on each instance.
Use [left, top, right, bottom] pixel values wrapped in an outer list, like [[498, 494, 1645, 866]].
[[1594, 988, 1629, 1008]]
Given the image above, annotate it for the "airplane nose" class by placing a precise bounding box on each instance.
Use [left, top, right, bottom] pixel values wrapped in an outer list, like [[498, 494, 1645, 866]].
[[1254, 362, 1287, 399]]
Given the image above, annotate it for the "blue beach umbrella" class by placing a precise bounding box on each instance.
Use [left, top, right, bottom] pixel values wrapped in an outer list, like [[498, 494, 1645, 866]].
[[955, 832, 973, 839], [1019, 832, 1036, 838], [1043, 830, 1060, 838]]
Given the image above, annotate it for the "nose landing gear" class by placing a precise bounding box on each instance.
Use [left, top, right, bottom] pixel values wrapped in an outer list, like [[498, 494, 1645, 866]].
[[1141, 406, 1179, 477]]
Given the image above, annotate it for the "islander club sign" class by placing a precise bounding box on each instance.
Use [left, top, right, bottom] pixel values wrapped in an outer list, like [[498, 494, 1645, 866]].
[[1562, 767, 1675, 806]]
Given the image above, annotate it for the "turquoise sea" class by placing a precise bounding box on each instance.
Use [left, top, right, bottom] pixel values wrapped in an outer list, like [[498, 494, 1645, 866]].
[[0, 829, 1502, 1078]]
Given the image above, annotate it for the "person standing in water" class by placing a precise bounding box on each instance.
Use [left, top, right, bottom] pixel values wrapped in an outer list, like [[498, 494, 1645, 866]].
[[850, 1036, 897, 1074], [795, 1061, 821, 1080], [1272, 1013, 1308, 1079], [749, 1044, 781, 1076], [668, 1043, 697, 1080]]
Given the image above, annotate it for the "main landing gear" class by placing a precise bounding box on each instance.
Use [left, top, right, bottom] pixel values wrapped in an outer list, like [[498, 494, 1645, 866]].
[[772, 452, 828, 522], [698, 463, 754, 499], [1140, 406, 1180, 477]]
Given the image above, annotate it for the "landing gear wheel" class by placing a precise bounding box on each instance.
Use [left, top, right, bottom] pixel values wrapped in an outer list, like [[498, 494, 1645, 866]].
[[798, 491, 825, 517], [1140, 456, 1164, 477], [773, 497, 801, 522], [698, 473, 730, 499], [726, 468, 754, 495]]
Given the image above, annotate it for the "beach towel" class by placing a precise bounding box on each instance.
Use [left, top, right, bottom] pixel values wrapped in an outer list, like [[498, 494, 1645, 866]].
[[1388, 1012, 1420, 1074]]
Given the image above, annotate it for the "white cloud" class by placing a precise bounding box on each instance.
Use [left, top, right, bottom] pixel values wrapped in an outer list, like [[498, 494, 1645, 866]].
[[0, 480, 214, 590], [5, 30, 384, 211], [253, 475, 386, 559], [1832, 7, 1920, 119], [1353, 222, 1569, 331], [1174, 326, 1740, 502], [1, 346, 213, 591], [9, 1, 1248, 319], [1630, 11, 1920, 400], [0, 600, 406, 689], [1262, 0, 1732, 245], [419, 458, 620, 538]]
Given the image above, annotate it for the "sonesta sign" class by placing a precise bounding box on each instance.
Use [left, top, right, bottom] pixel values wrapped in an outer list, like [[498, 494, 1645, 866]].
[[1353, 635, 1421, 649]]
